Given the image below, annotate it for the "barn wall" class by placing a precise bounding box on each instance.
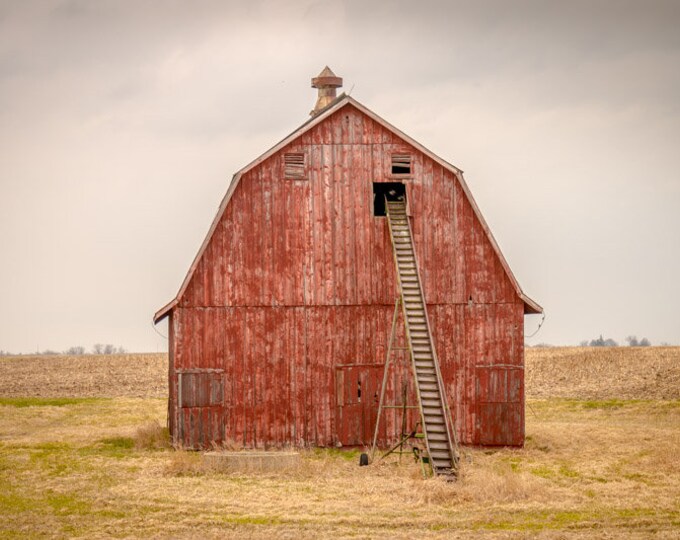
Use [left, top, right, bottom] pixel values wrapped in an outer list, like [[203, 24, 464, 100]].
[[172, 305, 420, 448], [170, 103, 526, 448], [170, 301, 523, 448]]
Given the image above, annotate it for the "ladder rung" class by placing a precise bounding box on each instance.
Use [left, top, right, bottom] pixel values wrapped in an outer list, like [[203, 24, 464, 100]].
[[415, 363, 434, 370], [423, 408, 443, 416], [429, 444, 451, 453]]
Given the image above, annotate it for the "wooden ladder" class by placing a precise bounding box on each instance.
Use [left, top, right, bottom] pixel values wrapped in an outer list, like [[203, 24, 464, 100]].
[[384, 198, 459, 479]]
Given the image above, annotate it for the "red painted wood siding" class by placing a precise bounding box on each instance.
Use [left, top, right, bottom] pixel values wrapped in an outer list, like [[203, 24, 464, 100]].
[[181, 105, 517, 309], [170, 104, 525, 448]]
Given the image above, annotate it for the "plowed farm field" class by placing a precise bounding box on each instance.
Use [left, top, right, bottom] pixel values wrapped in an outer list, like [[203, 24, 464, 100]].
[[1, 347, 678, 400]]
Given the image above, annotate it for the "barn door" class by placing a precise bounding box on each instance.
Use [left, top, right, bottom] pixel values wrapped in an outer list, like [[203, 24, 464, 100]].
[[335, 364, 383, 446], [474, 366, 524, 446], [177, 369, 226, 449]]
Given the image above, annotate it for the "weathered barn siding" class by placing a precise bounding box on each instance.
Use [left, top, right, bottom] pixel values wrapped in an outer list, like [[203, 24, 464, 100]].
[[161, 100, 534, 449], [181, 106, 517, 308], [170, 305, 419, 448]]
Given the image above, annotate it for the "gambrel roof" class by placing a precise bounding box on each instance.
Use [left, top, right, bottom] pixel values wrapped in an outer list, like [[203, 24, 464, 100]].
[[154, 94, 542, 323]]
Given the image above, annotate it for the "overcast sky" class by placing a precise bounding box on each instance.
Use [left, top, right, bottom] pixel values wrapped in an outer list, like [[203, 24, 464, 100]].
[[1, 0, 678, 353]]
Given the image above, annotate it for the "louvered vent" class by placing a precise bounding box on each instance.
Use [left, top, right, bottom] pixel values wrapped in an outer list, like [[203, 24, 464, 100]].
[[391, 154, 412, 175], [284, 152, 306, 179]]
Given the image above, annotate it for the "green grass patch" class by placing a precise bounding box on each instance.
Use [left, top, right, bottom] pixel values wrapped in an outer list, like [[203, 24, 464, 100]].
[[46, 492, 92, 516], [558, 463, 580, 478], [99, 436, 134, 450], [311, 447, 362, 461], [530, 465, 555, 479], [581, 399, 636, 410], [0, 397, 105, 408], [0, 491, 40, 513], [502, 456, 523, 472], [76, 437, 135, 459]]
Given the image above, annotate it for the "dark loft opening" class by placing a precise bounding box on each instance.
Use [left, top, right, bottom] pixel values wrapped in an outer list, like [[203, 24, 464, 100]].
[[373, 182, 406, 216]]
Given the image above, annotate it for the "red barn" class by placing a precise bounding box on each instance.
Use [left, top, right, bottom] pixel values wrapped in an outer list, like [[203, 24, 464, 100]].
[[154, 68, 541, 454]]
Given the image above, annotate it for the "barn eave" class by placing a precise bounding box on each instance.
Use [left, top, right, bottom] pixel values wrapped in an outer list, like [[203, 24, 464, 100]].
[[521, 294, 543, 315]]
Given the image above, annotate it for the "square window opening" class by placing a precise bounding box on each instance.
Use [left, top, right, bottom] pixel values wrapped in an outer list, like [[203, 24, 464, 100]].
[[391, 154, 412, 175], [284, 152, 306, 179], [373, 182, 406, 216]]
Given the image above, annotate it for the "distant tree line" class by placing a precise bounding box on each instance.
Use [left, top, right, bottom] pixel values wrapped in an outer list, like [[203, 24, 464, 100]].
[[578, 335, 651, 347], [624, 335, 651, 347], [0, 344, 127, 356]]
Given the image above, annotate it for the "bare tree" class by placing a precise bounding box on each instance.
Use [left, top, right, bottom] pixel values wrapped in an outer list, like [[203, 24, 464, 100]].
[[65, 346, 85, 355], [92, 344, 104, 354], [588, 335, 618, 347], [626, 335, 651, 347]]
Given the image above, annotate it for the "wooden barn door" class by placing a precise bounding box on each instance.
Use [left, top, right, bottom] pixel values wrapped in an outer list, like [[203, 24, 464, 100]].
[[177, 369, 226, 449], [334, 364, 383, 446], [474, 366, 524, 446]]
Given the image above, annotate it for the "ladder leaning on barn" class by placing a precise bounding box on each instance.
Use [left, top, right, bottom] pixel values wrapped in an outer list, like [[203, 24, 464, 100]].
[[372, 197, 460, 479]]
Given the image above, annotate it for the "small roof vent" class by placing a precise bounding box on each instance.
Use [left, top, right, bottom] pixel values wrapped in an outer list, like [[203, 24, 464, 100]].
[[310, 66, 343, 116]]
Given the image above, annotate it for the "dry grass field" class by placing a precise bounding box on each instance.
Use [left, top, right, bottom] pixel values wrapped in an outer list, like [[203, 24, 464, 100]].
[[1, 348, 679, 538]]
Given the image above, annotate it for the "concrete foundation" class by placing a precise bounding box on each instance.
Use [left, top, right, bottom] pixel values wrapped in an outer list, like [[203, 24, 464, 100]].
[[202, 451, 301, 473]]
